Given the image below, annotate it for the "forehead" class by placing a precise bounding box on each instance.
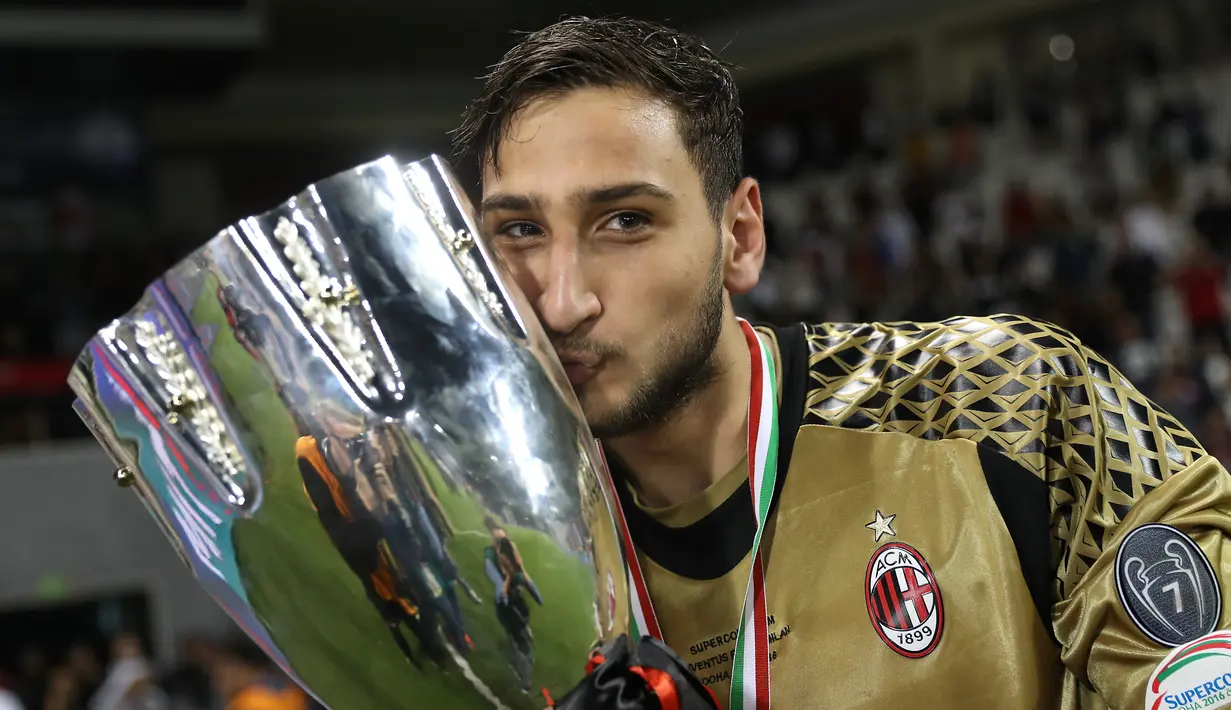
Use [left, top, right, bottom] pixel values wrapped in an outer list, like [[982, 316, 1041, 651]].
[[483, 87, 698, 199]]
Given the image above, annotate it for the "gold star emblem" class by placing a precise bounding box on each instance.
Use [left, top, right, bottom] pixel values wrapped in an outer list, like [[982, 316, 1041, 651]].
[[865, 510, 897, 542]]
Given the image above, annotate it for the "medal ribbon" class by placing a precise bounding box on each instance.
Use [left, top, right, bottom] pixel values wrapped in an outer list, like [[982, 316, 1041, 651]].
[[596, 317, 778, 710]]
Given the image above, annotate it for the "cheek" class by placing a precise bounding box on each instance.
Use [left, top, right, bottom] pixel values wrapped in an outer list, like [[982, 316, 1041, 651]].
[[497, 255, 550, 331], [494, 247, 546, 301], [605, 243, 710, 337], [652, 237, 714, 300]]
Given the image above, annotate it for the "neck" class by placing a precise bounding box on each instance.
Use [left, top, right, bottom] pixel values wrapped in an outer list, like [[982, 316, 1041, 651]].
[[604, 315, 753, 507]]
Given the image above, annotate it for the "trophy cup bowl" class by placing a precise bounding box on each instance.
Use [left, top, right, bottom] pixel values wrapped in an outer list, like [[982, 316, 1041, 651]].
[[67, 155, 631, 709]]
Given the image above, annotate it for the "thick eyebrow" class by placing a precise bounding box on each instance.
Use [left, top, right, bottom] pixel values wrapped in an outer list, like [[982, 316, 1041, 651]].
[[572, 182, 676, 210], [480, 181, 675, 217], [480, 193, 542, 215]]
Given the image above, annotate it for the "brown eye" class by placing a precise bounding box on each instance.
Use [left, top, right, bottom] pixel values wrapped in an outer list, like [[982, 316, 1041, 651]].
[[602, 212, 650, 233], [497, 221, 545, 239]]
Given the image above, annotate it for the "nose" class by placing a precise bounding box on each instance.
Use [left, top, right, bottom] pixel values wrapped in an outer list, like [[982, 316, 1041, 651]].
[[536, 237, 600, 336]]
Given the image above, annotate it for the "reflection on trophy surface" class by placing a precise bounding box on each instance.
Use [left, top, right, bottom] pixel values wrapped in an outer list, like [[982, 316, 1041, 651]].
[[67, 155, 631, 709]]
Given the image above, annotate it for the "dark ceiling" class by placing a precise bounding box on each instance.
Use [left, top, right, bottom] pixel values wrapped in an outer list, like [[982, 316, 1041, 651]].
[[263, 0, 815, 73], [0, 0, 820, 102]]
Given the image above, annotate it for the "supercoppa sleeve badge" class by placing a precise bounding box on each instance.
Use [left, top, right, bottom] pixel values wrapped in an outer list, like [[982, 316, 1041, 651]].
[[1115, 523, 1221, 648], [1146, 631, 1231, 710]]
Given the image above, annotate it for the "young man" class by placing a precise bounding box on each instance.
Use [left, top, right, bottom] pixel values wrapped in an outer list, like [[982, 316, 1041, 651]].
[[452, 16, 1231, 710], [295, 415, 448, 671], [484, 516, 544, 608], [482, 516, 543, 693], [371, 452, 474, 656]]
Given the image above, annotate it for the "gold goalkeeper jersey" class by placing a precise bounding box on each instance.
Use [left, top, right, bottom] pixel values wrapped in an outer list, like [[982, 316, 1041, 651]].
[[604, 315, 1231, 710]]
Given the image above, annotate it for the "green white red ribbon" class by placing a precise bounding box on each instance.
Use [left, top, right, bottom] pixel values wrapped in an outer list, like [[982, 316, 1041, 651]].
[[597, 317, 778, 709]]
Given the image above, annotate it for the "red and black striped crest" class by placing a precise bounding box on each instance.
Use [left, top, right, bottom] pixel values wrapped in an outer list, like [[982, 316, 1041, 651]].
[[864, 542, 944, 658]]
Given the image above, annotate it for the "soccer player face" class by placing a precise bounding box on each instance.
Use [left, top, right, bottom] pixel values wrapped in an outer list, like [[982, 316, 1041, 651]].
[[481, 87, 726, 438]]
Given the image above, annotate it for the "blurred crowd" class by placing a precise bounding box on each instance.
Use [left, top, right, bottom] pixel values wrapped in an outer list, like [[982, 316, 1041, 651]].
[[0, 5, 1227, 477], [738, 30, 1231, 466], [0, 632, 316, 710], [0, 243, 175, 444]]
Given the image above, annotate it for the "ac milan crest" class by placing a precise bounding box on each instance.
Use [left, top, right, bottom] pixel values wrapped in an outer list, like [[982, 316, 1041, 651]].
[[864, 542, 944, 658]]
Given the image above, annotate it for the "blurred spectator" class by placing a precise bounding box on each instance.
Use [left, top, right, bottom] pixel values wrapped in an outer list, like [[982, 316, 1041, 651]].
[[1155, 365, 1205, 434], [50, 188, 95, 253], [901, 166, 939, 244], [42, 667, 80, 710], [1193, 174, 1231, 255], [966, 246, 1009, 315], [1203, 408, 1231, 462], [0, 630, 322, 710], [1124, 186, 1186, 268], [65, 645, 101, 707], [1198, 336, 1231, 397], [161, 636, 215, 710], [210, 638, 306, 710], [0, 676, 24, 710], [1002, 180, 1039, 250], [1114, 313, 1162, 387], [872, 194, 918, 275], [947, 117, 982, 182], [14, 648, 47, 710], [1173, 239, 1230, 351], [1108, 224, 1162, 333], [89, 634, 166, 710], [1043, 199, 1097, 290]]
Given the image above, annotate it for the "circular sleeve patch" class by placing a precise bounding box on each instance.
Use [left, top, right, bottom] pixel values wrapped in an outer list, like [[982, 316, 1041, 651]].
[[1145, 631, 1231, 710], [1114, 523, 1221, 648]]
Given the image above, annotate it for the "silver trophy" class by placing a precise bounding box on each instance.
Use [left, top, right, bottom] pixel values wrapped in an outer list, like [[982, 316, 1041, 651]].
[[67, 155, 631, 709]]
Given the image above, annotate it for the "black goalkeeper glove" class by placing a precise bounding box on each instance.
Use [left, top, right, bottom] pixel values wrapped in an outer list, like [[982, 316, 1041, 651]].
[[548, 635, 719, 710]]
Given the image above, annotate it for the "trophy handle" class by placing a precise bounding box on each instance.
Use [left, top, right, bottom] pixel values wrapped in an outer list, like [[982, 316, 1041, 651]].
[[70, 392, 195, 570]]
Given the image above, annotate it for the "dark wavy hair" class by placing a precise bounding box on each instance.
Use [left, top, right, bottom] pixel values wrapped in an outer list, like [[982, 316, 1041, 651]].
[[452, 16, 744, 220]]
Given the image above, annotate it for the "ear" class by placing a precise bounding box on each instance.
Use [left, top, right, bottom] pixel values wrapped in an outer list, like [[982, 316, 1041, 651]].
[[722, 177, 766, 294]]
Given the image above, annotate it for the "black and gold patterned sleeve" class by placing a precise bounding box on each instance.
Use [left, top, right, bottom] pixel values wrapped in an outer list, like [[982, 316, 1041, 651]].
[[1049, 336, 1231, 709]]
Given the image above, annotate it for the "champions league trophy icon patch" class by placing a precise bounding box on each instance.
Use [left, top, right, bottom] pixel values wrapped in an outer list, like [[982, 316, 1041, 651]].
[[1115, 523, 1221, 648]]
